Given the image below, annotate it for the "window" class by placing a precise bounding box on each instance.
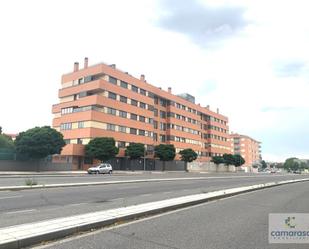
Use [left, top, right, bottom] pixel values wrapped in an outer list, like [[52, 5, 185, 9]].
[[139, 102, 146, 109], [148, 105, 154, 111], [131, 85, 138, 93], [153, 120, 158, 129], [130, 113, 137, 120], [138, 130, 145, 136], [120, 81, 128, 89], [60, 123, 72, 130], [160, 122, 166, 131], [120, 95, 127, 103], [77, 138, 83, 144], [153, 133, 157, 141], [107, 107, 116, 115], [118, 141, 126, 148], [154, 108, 158, 117], [159, 98, 166, 107], [108, 92, 117, 100], [131, 99, 138, 106], [139, 116, 145, 122], [118, 126, 127, 133], [148, 92, 154, 98], [61, 107, 73, 115], [159, 135, 166, 142], [119, 110, 127, 118], [84, 75, 93, 83], [107, 124, 116, 131], [64, 139, 70, 144], [78, 121, 84, 128], [78, 78, 84, 84], [140, 88, 146, 96], [160, 111, 166, 118], [109, 76, 117, 84], [130, 128, 137, 135]]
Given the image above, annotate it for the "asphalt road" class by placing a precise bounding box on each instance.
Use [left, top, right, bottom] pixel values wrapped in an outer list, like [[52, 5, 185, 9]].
[[36, 180, 309, 249], [0, 174, 307, 228]]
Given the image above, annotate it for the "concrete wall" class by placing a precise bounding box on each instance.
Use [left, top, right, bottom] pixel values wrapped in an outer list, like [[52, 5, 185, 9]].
[[0, 160, 73, 172], [187, 161, 236, 173]]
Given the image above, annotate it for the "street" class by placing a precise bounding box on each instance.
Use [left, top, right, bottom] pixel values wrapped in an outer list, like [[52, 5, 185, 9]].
[[0, 174, 307, 229], [36, 180, 309, 249]]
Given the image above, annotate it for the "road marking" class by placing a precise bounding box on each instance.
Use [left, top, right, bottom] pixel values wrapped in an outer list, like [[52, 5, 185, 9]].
[[5, 209, 35, 215], [0, 195, 23, 200], [67, 203, 87, 207], [163, 191, 172, 194], [141, 194, 152, 197]]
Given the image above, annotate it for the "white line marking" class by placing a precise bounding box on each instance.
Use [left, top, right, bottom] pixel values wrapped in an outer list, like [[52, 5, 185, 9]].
[[110, 198, 123, 202], [0, 195, 23, 200], [67, 203, 87, 207], [5, 209, 35, 215], [141, 194, 152, 197], [163, 191, 172, 194]]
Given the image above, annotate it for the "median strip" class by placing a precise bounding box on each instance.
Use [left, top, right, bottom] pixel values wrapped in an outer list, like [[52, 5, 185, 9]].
[[0, 178, 308, 249]]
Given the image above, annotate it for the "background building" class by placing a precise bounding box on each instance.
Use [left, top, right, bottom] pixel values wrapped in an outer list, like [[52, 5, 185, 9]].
[[229, 133, 262, 168], [52, 58, 231, 169]]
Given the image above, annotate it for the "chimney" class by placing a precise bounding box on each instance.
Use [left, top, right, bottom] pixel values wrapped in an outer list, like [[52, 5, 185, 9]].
[[74, 62, 79, 72], [84, 57, 88, 69], [217, 108, 219, 114], [168, 87, 172, 93], [110, 64, 116, 69], [206, 105, 210, 109], [140, 74, 145, 81], [158, 87, 162, 90]]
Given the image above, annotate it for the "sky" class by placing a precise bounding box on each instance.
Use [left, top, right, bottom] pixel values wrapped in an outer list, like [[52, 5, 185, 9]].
[[0, 0, 308, 162]]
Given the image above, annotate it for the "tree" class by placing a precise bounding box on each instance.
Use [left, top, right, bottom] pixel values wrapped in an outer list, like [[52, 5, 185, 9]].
[[211, 156, 226, 165], [223, 153, 235, 165], [154, 144, 176, 171], [0, 126, 2, 134], [179, 148, 198, 171], [0, 134, 14, 150], [233, 154, 245, 167], [283, 157, 300, 172], [15, 126, 65, 159], [125, 143, 145, 159], [85, 137, 119, 162], [261, 160, 267, 169]]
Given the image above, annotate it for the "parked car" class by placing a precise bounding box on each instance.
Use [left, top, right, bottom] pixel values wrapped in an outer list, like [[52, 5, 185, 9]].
[[87, 163, 113, 174]]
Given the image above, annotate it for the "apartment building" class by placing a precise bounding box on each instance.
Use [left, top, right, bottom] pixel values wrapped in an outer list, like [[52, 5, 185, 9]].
[[52, 58, 231, 168], [229, 133, 261, 168]]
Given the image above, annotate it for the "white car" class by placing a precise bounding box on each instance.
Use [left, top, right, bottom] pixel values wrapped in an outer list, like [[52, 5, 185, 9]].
[[87, 163, 113, 174]]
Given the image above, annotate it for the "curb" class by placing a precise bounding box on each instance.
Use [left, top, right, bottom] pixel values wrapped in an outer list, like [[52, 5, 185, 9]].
[[0, 178, 308, 249]]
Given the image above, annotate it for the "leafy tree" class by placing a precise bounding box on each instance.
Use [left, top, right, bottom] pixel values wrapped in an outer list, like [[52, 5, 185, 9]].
[[125, 143, 145, 159], [261, 160, 267, 169], [15, 126, 65, 159], [0, 134, 14, 150], [0, 126, 2, 134], [283, 157, 300, 172], [85, 137, 119, 162], [211, 156, 225, 165], [179, 148, 198, 171], [154, 144, 176, 171], [223, 153, 235, 165], [233, 154, 245, 167]]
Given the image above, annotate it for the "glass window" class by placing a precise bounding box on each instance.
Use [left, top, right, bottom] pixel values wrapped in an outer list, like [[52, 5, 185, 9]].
[[159, 135, 166, 142], [140, 88, 146, 96], [130, 128, 137, 135], [138, 130, 145, 136], [153, 120, 158, 129], [131, 85, 138, 93], [160, 111, 166, 118], [153, 133, 157, 141], [130, 113, 137, 120], [160, 122, 166, 131], [118, 141, 126, 148], [148, 92, 154, 98], [120, 81, 128, 89], [78, 121, 84, 128], [154, 108, 158, 117], [108, 92, 117, 100], [107, 124, 116, 131], [118, 126, 127, 133], [119, 110, 127, 118], [139, 116, 145, 122], [107, 107, 116, 115], [109, 76, 117, 84], [60, 123, 72, 130], [140, 102, 146, 109], [120, 95, 127, 103], [148, 105, 154, 111], [131, 99, 138, 106]]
